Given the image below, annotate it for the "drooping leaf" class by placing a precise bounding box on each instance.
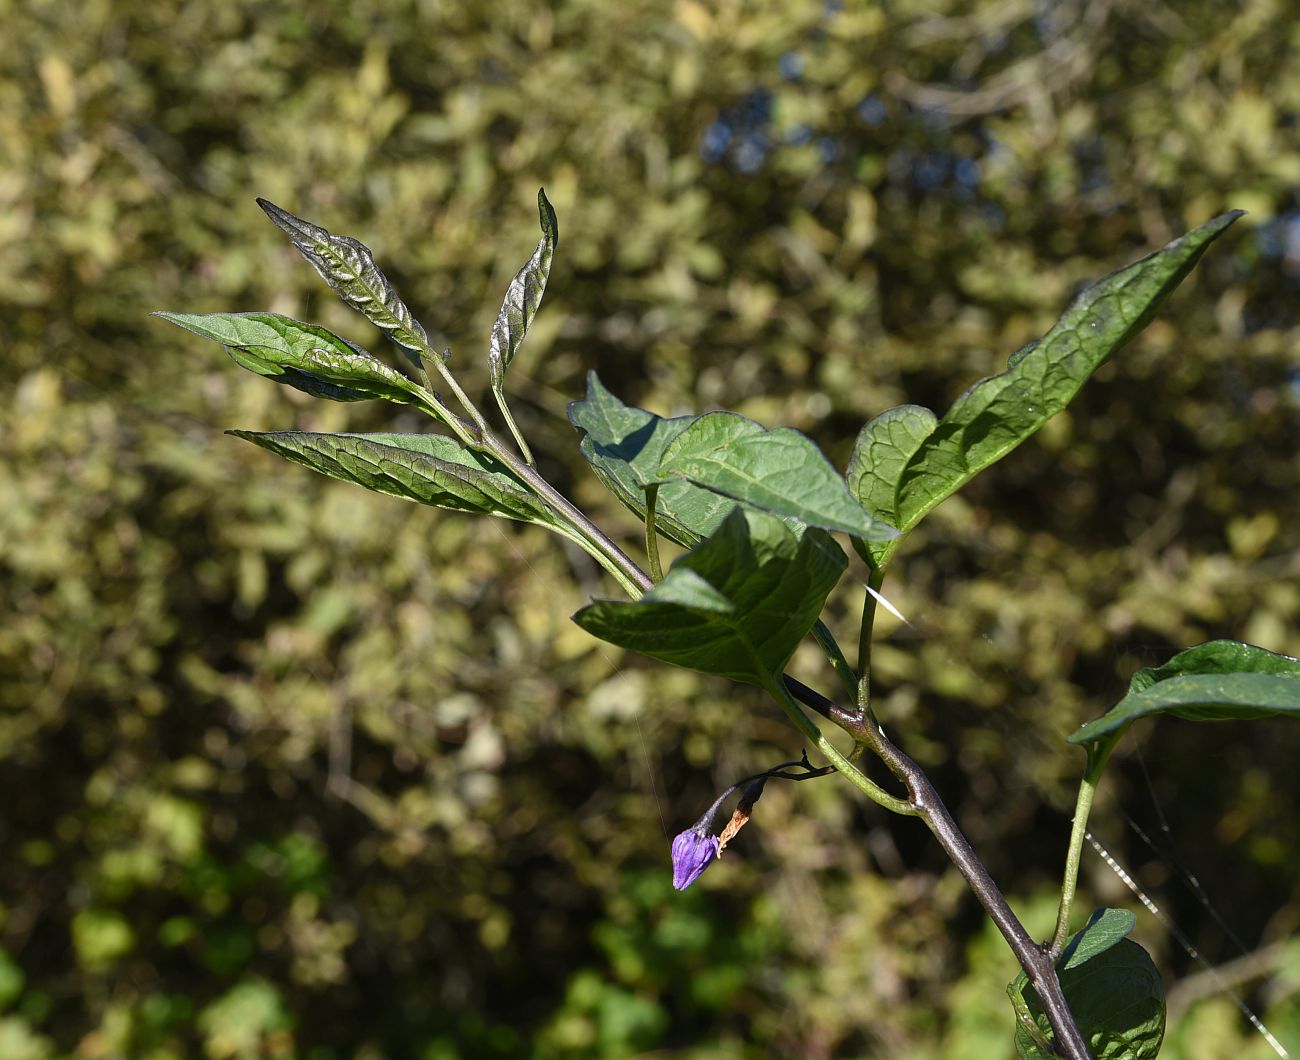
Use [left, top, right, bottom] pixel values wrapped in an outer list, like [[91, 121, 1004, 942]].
[[858, 212, 1242, 570], [256, 199, 434, 356], [845, 404, 938, 567], [657, 412, 898, 542], [1010, 938, 1165, 1060], [489, 189, 557, 388], [228, 430, 564, 529], [567, 372, 736, 546], [572, 508, 847, 683], [157, 312, 434, 409]]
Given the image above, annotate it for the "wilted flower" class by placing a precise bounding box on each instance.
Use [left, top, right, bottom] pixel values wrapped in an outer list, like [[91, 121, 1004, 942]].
[[671, 826, 721, 890]]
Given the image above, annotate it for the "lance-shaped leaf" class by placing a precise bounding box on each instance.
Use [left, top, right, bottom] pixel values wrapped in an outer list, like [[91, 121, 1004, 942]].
[[158, 312, 434, 409], [228, 430, 565, 529], [573, 508, 847, 683], [1069, 640, 1300, 746], [853, 212, 1242, 570], [567, 372, 736, 546], [658, 413, 898, 542], [489, 189, 557, 389], [256, 199, 434, 357]]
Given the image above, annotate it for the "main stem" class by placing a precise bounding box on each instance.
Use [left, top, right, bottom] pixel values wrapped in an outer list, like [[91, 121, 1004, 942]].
[[853, 705, 1093, 1059], [459, 393, 1087, 1054]]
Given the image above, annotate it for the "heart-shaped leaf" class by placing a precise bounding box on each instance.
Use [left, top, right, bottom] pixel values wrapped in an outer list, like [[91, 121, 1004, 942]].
[[1069, 641, 1300, 746], [158, 312, 433, 409], [572, 508, 846, 683], [658, 412, 898, 542], [568, 372, 736, 546], [257, 199, 433, 357], [853, 212, 1242, 570], [228, 430, 563, 529]]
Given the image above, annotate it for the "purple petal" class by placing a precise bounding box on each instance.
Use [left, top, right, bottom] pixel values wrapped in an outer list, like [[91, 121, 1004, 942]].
[[671, 828, 720, 890]]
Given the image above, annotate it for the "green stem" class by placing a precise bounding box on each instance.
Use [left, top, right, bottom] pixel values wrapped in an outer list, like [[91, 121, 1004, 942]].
[[492, 384, 536, 465], [758, 667, 915, 817], [1050, 729, 1123, 957], [644, 484, 664, 583], [857, 565, 886, 686]]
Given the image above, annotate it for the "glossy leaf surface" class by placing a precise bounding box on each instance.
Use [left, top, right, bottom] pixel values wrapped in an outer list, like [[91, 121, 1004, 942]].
[[489, 189, 557, 388], [659, 413, 897, 541], [568, 373, 735, 546], [257, 199, 433, 356], [851, 213, 1242, 569], [1070, 640, 1300, 745], [229, 430, 560, 528], [158, 312, 432, 408], [572, 509, 846, 683]]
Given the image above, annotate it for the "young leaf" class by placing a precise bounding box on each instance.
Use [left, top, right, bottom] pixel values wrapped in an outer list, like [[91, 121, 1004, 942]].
[[256, 199, 434, 357], [1010, 939, 1165, 1060], [157, 312, 434, 409], [572, 508, 847, 683], [658, 412, 898, 542], [228, 430, 564, 529], [567, 372, 736, 546], [489, 189, 557, 389], [854, 212, 1243, 570]]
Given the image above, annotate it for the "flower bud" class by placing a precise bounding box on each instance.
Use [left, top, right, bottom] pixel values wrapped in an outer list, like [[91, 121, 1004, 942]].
[[671, 826, 721, 890]]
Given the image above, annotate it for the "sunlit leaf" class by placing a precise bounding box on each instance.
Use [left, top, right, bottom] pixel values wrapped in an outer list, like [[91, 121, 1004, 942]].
[[256, 199, 434, 356], [572, 509, 846, 683], [862, 212, 1243, 570], [157, 312, 433, 409], [1069, 640, 1300, 745], [567, 372, 735, 546], [489, 188, 557, 388], [228, 430, 563, 528], [846, 404, 938, 568], [658, 412, 898, 541]]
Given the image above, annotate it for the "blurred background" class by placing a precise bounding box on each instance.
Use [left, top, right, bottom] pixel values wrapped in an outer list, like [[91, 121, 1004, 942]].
[[3, 0, 1299, 1056]]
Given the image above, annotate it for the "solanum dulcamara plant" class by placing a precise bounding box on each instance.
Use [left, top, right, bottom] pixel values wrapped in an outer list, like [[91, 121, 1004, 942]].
[[160, 192, 1300, 1059]]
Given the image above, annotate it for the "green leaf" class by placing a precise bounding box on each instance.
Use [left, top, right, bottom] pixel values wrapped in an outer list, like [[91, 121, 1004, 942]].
[[157, 312, 434, 408], [489, 188, 557, 388], [567, 372, 736, 547], [256, 199, 434, 357], [846, 404, 938, 567], [1010, 939, 1165, 1060], [1057, 908, 1137, 971], [1127, 638, 1300, 692], [861, 212, 1242, 569], [1069, 640, 1300, 744], [572, 509, 847, 683], [658, 412, 898, 542], [228, 430, 565, 529]]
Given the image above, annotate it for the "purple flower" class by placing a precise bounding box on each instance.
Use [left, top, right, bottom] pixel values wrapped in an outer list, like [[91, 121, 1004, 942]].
[[671, 826, 721, 890]]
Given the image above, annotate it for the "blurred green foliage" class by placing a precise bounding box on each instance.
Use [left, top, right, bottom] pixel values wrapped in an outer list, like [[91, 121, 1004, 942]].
[[2, 0, 1298, 1055]]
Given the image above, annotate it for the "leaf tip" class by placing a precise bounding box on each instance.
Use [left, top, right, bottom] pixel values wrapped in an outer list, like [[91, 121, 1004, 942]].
[[537, 187, 558, 244]]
